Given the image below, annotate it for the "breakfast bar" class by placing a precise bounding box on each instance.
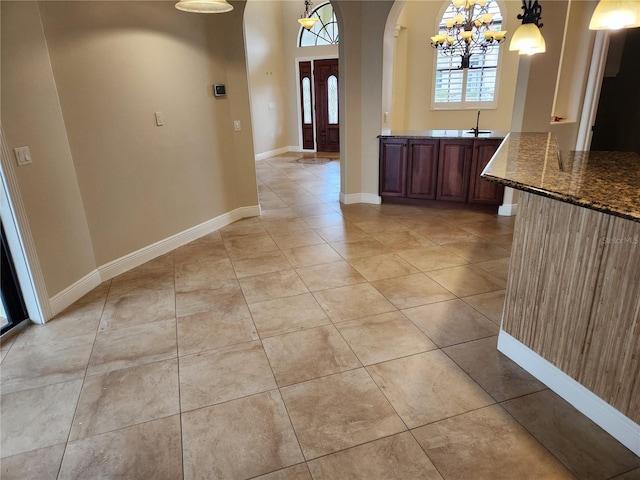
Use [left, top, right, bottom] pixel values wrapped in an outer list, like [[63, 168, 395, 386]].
[[481, 132, 640, 456]]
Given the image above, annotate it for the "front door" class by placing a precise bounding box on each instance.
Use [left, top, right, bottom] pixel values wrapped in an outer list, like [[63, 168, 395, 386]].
[[313, 59, 339, 153]]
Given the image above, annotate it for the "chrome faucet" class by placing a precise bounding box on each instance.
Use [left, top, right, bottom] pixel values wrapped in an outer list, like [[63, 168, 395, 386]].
[[470, 110, 481, 137]]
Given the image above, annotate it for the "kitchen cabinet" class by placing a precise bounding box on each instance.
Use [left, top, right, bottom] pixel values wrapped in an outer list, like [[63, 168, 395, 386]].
[[436, 140, 473, 203], [379, 134, 504, 207], [469, 139, 504, 204], [379, 138, 407, 197]]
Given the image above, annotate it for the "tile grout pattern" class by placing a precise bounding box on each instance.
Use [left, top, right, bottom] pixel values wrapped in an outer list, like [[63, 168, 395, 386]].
[[1, 152, 638, 479]]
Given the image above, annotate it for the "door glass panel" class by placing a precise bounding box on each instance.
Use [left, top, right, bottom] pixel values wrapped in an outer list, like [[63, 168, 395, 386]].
[[327, 75, 338, 125], [302, 77, 312, 125]]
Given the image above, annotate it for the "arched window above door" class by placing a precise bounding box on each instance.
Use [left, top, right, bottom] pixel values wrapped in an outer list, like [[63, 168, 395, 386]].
[[299, 2, 339, 47]]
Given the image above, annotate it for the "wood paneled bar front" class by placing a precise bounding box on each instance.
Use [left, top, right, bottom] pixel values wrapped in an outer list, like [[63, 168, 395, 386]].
[[482, 132, 640, 456]]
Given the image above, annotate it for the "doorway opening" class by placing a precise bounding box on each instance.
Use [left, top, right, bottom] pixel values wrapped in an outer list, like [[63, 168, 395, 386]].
[[590, 28, 640, 154], [298, 57, 340, 153]]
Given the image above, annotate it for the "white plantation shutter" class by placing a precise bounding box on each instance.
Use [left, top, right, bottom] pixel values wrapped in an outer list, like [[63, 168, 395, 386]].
[[434, 1, 503, 108]]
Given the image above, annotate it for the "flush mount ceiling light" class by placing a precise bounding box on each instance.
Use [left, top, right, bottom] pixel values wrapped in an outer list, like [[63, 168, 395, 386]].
[[298, 0, 319, 30], [430, 0, 507, 70], [509, 0, 546, 55], [589, 0, 640, 30], [175, 0, 233, 13]]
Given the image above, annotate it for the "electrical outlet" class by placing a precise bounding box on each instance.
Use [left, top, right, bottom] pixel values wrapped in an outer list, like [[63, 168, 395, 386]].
[[14, 146, 32, 166], [234, 120, 241, 132]]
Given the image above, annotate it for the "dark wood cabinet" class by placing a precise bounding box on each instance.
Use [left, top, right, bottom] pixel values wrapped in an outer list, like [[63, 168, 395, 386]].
[[469, 139, 505, 204], [379, 136, 504, 208], [407, 140, 438, 199], [379, 139, 407, 197], [436, 140, 473, 203], [380, 138, 439, 199]]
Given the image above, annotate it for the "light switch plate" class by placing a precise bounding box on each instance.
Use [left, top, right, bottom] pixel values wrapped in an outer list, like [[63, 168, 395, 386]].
[[155, 112, 164, 126], [14, 146, 32, 166], [233, 120, 241, 132]]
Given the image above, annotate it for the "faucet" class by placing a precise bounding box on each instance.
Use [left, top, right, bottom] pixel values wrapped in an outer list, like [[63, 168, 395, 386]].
[[471, 110, 481, 137]]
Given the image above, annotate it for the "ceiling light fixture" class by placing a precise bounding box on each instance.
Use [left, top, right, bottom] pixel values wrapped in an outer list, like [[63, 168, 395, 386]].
[[175, 0, 233, 14], [509, 0, 546, 55], [298, 0, 319, 30], [430, 0, 507, 70], [589, 0, 640, 30]]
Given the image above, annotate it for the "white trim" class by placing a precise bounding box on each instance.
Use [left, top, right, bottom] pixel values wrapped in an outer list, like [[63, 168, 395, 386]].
[[49, 270, 101, 317], [576, 31, 609, 151], [497, 203, 517, 216], [255, 146, 291, 161], [0, 126, 50, 324], [46, 205, 260, 317], [339, 192, 382, 205], [497, 330, 640, 457], [99, 205, 260, 281]]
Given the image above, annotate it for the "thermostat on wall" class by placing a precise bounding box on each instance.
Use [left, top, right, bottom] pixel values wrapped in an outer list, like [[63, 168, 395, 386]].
[[213, 84, 226, 97]]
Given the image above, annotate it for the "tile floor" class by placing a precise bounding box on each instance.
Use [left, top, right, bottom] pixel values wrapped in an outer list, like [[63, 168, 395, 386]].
[[1, 152, 639, 479]]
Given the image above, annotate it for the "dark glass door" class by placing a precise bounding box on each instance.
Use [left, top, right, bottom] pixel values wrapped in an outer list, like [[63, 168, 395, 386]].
[[1, 223, 29, 335]]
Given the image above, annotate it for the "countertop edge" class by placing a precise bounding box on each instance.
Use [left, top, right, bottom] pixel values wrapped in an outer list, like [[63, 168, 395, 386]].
[[481, 132, 640, 223]]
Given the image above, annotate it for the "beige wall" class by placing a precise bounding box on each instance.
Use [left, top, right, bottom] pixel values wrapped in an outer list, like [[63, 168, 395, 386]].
[[391, 0, 522, 132], [1, 1, 96, 297], [334, 0, 394, 198], [245, 0, 339, 155], [1, 1, 258, 302], [245, 1, 290, 155]]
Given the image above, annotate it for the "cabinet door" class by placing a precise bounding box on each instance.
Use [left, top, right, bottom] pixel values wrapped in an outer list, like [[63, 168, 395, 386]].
[[407, 140, 438, 199], [436, 140, 473, 202], [379, 139, 407, 197], [469, 139, 505, 205]]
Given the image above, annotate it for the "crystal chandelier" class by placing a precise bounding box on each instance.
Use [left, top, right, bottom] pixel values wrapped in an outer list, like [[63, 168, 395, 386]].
[[430, 0, 507, 69]]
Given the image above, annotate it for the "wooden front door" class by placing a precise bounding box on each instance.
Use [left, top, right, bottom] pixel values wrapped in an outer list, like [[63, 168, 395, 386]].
[[298, 61, 314, 150], [313, 59, 339, 152]]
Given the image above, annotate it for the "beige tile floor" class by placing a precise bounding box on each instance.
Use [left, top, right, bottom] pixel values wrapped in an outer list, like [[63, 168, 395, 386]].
[[1, 152, 639, 479]]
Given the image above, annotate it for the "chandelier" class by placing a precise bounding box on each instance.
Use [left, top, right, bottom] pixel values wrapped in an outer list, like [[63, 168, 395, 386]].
[[430, 0, 507, 69], [298, 0, 319, 30]]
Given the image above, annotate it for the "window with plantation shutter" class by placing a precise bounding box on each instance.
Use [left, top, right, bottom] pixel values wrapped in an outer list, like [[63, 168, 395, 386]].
[[433, 0, 503, 109]]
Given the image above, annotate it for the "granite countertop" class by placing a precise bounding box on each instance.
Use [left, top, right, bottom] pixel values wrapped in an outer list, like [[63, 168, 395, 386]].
[[379, 129, 508, 140], [482, 132, 640, 222]]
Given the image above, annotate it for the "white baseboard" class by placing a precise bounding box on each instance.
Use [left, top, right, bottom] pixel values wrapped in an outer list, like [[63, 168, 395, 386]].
[[255, 146, 291, 161], [498, 203, 518, 216], [46, 205, 260, 319], [339, 192, 382, 205], [497, 330, 640, 456], [49, 270, 102, 317]]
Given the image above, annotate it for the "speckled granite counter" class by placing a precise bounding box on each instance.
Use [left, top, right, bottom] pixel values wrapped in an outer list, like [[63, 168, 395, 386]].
[[380, 129, 508, 140], [481, 132, 640, 222]]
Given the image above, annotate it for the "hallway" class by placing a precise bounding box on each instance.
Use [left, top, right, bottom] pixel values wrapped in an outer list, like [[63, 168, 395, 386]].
[[1, 153, 638, 479]]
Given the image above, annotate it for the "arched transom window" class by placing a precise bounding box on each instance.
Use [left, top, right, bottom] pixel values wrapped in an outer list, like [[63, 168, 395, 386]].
[[433, 0, 504, 109], [299, 2, 339, 47]]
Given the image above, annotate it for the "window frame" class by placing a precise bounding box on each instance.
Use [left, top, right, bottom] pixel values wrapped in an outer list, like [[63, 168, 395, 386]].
[[298, 2, 339, 48], [431, 0, 506, 111]]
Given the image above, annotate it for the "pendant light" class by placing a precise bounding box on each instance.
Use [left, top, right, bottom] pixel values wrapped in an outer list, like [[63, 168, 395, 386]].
[[589, 0, 640, 30], [175, 0, 233, 13], [298, 0, 319, 30], [509, 0, 545, 55]]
